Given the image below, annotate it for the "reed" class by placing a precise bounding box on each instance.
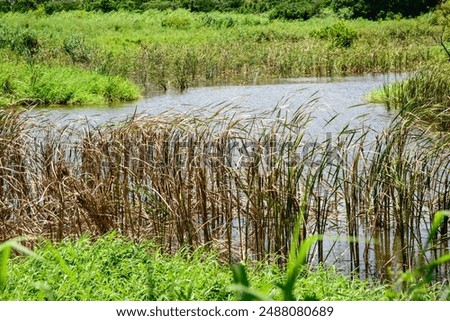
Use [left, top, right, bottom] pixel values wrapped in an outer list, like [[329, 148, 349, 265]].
[[0, 10, 437, 99], [378, 64, 450, 131], [1, 102, 449, 280]]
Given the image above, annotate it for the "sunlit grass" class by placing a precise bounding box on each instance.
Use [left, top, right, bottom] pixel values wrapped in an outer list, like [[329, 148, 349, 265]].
[[0, 9, 439, 95], [368, 63, 450, 131], [0, 62, 140, 106], [1, 232, 447, 301], [0, 233, 395, 301]]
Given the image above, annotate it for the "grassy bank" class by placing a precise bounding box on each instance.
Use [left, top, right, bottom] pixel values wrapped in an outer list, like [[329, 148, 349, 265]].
[[367, 64, 450, 131], [2, 233, 445, 301], [0, 62, 140, 106], [1, 103, 450, 280], [0, 9, 443, 106]]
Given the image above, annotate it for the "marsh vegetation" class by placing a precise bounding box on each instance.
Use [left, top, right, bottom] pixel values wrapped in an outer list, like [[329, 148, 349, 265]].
[[0, 8, 444, 106], [1, 0, 450, 301]]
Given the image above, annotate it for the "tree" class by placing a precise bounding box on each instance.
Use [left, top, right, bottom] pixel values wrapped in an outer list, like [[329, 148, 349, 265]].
[[331, 0, 440, 19], [431, 0, 450, 61]]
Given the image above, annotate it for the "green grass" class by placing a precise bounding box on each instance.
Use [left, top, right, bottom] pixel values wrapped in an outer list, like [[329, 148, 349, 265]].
[[0, 233, 399, 301], [0, 62, 140, 106], [1, 232, 448, 301], [367, 63, 450, 130], [0, 9, 443, 102]]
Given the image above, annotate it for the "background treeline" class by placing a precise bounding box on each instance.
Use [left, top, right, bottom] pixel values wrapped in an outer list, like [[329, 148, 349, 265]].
[[0, 0, 442, 20]]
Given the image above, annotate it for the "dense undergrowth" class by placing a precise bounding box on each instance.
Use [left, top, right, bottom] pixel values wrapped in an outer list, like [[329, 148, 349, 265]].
[[368, 64, 450, 131], [1, 233, 446, 301], [366, 1, 450, 130], [0, 8, 443, 106]]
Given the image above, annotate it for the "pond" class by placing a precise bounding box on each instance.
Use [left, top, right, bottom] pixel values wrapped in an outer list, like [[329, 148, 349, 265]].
[[23, 73, 449, 281]]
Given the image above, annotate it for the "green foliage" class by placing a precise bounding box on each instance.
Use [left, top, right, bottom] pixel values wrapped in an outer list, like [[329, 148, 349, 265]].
[[268, 0, 324, 20], [0, 233, 411, 301], [140, 1, 178, 11], [430, 0, 450, 60], [0, 0, 442, 19], [331, 0, 441, 19], [147, 247, 232, 300], [161, 9, 194, 29], [0, 237, 37, 293], [201, 12, 235, 28], [375, 64, 450, 130], [432, 0, 450, 28], [0, 24, 40, 62], [0, 9, 439, 103], [312, 21, 358, 48], [0, 62, 140, 106], [63, 35, 93, 65]]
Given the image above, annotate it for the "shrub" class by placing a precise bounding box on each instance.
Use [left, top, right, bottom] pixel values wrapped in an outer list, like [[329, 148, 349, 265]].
[[161, 9, 194, 29], [63, 35, 93, 65], [311, 21, 358, 48]]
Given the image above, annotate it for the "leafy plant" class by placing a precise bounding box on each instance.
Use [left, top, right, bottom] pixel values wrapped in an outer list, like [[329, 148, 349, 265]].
[[0, 237, 37, 293], [312, 21, 358, 48], [393, 211, 450, 300]]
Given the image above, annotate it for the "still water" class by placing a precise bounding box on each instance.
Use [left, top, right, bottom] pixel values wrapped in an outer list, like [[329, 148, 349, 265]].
[[29, 74, 402, 137]]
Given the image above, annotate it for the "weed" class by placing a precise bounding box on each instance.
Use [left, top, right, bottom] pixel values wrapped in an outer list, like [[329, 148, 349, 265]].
[[311, 21, 358, 48]]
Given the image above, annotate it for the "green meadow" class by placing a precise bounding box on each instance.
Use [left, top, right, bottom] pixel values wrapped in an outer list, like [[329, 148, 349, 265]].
[[0, 8, 445, 106]]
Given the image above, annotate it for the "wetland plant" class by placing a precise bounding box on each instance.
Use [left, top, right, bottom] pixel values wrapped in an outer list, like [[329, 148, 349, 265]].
[[0, 103, 449, 280]]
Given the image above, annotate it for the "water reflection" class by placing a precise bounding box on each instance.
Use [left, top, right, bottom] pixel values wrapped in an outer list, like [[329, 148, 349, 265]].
[[29, 73, 401, 136]]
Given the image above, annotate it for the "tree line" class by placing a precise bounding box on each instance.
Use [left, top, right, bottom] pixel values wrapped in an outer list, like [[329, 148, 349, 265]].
[[0, 0, 443, 19]]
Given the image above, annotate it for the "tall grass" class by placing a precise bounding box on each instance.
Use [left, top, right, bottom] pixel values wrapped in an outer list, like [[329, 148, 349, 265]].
[[0, 10, 438, 96], [0, 62, 140, 106], [375, 64, 450, 131], [1, 102, 449, 279], [1, 233, 399, 301]]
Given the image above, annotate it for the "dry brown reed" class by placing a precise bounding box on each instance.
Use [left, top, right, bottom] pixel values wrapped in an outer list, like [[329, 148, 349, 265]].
[[0, 106, 449, 278]]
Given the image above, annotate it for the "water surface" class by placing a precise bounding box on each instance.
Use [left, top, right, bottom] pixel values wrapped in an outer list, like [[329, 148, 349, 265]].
[[30, 74, 403, 138]]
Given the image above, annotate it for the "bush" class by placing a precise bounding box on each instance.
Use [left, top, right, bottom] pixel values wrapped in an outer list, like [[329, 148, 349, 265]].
[[161, 9, 194, 29], [269, 2, 318, 20], [311, 21, 358, 48]]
